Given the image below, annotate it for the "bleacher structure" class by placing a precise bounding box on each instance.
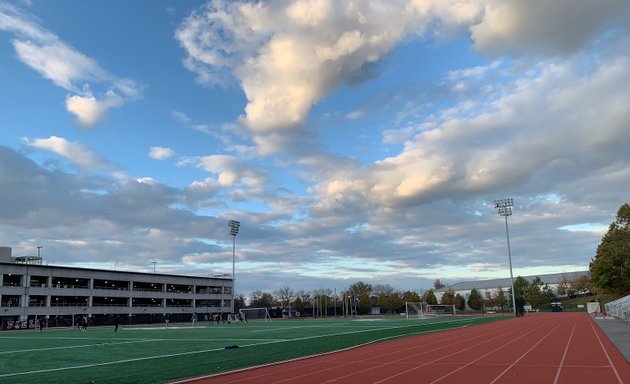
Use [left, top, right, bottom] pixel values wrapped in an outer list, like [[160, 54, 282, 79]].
[[605, 294, 630, 322]]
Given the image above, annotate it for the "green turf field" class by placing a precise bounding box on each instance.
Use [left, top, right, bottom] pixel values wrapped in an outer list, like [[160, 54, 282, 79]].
[[0, 316, 509, 384]]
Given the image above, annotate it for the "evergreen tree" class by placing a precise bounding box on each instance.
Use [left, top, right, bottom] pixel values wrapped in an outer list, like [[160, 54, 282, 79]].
[[590, 203, 630, 294], [425, 289, 438, 305], [467, 288, 483, 310], [440, 288, 455, 305], [453, 293, 466, 311]]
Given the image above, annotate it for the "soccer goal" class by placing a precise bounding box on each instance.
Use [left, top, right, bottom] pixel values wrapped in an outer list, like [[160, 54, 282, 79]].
[[239, 307, 272, 321], [405, 302, 456, 319]]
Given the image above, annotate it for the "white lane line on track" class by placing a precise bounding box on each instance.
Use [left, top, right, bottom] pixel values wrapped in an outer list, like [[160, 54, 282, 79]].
[[589, 319, 624, 384], [552, 319, 576, 384], [367, 319, 528, 384], [487, 320, 563, 384]]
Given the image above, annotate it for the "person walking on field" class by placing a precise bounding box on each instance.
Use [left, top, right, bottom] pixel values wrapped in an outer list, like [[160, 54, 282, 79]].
[[114, 315, 121, 332]]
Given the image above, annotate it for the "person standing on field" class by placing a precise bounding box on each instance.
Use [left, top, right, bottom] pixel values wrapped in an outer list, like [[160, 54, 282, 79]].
[[191, 312, 198, 327]]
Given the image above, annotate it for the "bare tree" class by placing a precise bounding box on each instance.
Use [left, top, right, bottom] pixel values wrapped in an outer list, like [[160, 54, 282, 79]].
[[250, 291, 275, 308], [433, 279, 446, 290], [273, 286, 295, 310]]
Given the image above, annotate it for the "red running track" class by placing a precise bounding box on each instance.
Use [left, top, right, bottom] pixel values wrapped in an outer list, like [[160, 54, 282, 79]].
[[176, 313, 630, 384]]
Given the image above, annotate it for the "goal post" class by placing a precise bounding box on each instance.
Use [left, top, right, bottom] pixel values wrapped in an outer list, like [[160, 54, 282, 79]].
[[405, 302, 425, 319], [405, 302, 456, 319], [239, 307, 272, 321], [426, 304, 456, 316]]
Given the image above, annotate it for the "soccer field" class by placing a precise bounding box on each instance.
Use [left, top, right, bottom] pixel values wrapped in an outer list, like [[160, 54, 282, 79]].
[[0, 316, 508, 384]]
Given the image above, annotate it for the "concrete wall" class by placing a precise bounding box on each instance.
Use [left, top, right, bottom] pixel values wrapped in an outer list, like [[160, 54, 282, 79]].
[[0, 247, 11, 262]]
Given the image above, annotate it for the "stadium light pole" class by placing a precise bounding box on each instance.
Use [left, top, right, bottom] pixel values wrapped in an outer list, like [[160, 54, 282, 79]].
[[494, 198, 517, 316], [228, 220, 240, 312]]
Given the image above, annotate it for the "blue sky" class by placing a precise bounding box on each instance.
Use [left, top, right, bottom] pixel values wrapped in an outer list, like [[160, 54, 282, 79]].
[[1, 0, 629, 295]]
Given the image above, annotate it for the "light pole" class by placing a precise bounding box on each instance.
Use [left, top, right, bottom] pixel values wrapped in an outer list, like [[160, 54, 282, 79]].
[[36, 246, 42, 258], [151, 260, 157, 273], [228, 220, 240, 312], [494, 198, 517, 316]]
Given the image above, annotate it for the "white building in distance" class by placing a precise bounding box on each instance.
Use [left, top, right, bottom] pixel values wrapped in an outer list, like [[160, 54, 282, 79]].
[[434, 271, 590, 304]]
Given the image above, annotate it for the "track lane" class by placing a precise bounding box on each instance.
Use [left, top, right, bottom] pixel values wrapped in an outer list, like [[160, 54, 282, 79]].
[[175, 314, 630, 384]]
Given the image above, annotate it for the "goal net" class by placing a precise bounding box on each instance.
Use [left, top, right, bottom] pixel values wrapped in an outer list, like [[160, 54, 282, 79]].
[[239, 307, 272, 321], [405, 302, 456, 319]]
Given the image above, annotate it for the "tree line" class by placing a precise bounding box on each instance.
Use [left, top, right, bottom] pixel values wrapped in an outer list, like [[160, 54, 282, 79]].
[[235, 272, 591, 316], [235, 202, 629, 315]]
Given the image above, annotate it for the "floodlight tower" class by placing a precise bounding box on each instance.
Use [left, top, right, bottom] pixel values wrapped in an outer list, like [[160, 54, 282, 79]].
[[494, 198, 517, 316], [228, 220, 240, 310]]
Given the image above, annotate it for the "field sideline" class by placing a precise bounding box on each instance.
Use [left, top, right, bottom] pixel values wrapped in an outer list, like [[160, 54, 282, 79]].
[[0, 316, 508, 384]]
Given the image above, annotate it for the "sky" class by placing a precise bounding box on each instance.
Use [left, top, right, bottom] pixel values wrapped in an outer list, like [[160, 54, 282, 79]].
[[1, 0, 629, 296]]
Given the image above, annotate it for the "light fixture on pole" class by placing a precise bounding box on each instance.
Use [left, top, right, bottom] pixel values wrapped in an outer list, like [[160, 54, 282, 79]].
[[494, 198, 517, 316], [228, 220, 240, 312], [151, 260, 157, 273]]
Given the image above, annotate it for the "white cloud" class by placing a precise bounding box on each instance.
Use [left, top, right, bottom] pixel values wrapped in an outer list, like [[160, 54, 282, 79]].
[[182, 154, 269, 188], [65, 91, 124, 127], [149, 147, 175, 160], [0, 2, 143, 127], [12, 39, 108, 91], [175, 0, 451, 142], [23, 136, 109, 170], [470, 0, 630, 56], [177, 0, 630, 155]]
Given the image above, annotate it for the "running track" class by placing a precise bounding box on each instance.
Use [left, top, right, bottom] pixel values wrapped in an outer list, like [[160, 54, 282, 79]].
[[176, 313, 630, 384]]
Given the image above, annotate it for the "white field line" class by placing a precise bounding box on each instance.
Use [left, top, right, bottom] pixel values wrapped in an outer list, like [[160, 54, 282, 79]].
[[0, 317, 480, 379], [249, 318, 470, 333], [0, 337, 286, 356], [0, 339, 157, 355]]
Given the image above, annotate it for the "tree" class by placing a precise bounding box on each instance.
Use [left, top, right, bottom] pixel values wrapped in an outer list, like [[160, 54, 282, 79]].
[[373, 284, 395, 296], [569, 274, 591, 295], [424, 289, 437, 305], [402, 290, 422, 302], [294, 290, 310, 314], [358, 292, 371, 315], [512, 276, 531, 301], [348, 281, 372, 296], [453, 293, 465, 311], [555, 275, 570, 296], [440, 288, 455, 305], [293, 296, 305, 314], [541, 284, 556, 305], [273, 286, 295, 310], [590, 203, 630, 294], [249, 291, 275, 308], [528, 277, 544, 309], [467, 288, 483, 310], [374, 285, 402, 313], [487, 288, 506, 310], [433, 279, 446, 290], [234, 293, 246, 312]]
